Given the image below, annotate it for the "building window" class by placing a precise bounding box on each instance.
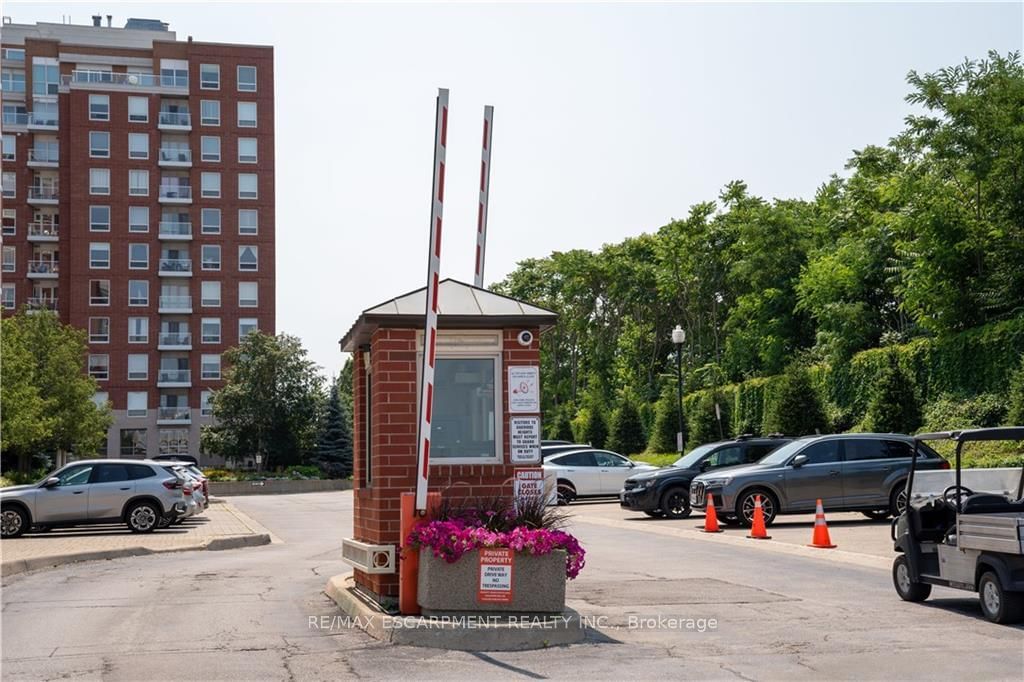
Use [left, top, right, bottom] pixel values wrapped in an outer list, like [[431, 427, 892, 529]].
[[201, 354, 221, 380], [432, 356, 502, 463], [161, 63, 189, 88], [128, 96, 148, 122], [128, 243, 149, 269], [1, 48, 25, 62], [200, 136, 220, 162], [1, 283, 14, 310], [238, 245, 258, 271], [88, 94, 110, 121], [237, 65, 257, 92], [201, 172, 221, 198], [201, 281, 221, 307], [127, 392, 148, 418], [129, 206, 149, 233], [239, 318, 258, 341], [200, 100, 220, 126], [1, 134, 14, 161], [128, 280, 149, 306], [1, 69, 26, 94], [2, 103, 26, 126], [238, 173, 258, 199], [128, 316, 149, 343], [129, 170, 149, 196], [128, 133, 149, 159], [33, 63, 59, 95], [89, 317, 110, 343], [127, 354, 148, 380], [238, 281, 258, 307], [89, 131, 110, 158], [90, 169, 110, 195], [201, 318, 221, 343], [90, 242, 110, 269], [237, 102, 257, 128], [120, 428, 147, 456], [90, 279, 111, 305], [1, 209, 15, 236], [237, 137, 257, 164], [1, 246, 14, 273], [201, 208, 221, 235], [1, 171, 14, 199], [89, 354, 110, 380], [201, 244, 221, 271], [201, 390, 213, 417], [90, 206, 111, 232], [159, 429, 189, 455], [238, 209, 258, 235], [200, 63, 220, 89]]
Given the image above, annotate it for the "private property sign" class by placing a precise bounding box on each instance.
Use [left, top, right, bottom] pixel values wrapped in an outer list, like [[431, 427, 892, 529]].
[[478, 547, 515, 604]]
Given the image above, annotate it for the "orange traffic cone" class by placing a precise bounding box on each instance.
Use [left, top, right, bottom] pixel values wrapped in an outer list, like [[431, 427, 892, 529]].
[[700, 492, 723, 533], [747, 494, 771, 539], [808, 498, 836, 548]]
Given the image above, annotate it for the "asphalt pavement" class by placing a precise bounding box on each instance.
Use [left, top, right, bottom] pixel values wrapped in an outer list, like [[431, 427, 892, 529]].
[[2, 492, 1022, 680]]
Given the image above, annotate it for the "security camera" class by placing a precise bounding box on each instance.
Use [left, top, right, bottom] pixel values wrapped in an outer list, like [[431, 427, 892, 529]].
[[517, 330, 534, 347]]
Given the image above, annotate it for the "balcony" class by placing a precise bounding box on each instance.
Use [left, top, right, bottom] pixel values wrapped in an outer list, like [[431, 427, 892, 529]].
[[62, 70, 189, 94], [27, 185, 59, 206], [2, 112, 28, 130], [27, 148, 59, 168], [25, 298, 58, 313], [157, 369, 191, 388], [158, 332, 192, 351], [158, 185, 192, 204], [158, 295, 192, 314], [158, 221, 193, 240], [27, 260, 59, 279], [157, 111, 192, 131], [27, 111, 58, 131], [158, 148, 192, 167], [27, 222, 59, 242], [157, 406, 192, 425], [158, 258, 192, 277]]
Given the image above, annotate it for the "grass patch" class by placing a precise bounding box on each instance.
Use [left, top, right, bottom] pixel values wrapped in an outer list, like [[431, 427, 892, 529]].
[[631, 453, 678, 468]]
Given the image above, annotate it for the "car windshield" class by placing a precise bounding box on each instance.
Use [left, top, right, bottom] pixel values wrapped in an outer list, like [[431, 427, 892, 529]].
[[756, 439, 809, 466], [672, 444, 721, 468]]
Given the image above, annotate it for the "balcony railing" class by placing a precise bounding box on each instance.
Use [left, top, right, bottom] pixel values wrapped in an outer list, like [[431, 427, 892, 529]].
[[28, 148, 59, 164], [28, 260, 60, 275], [159, 222, 192, 238], [28, 186, 59, 202], [159, 148, 192, 164], [158, 111, 191, 127], [28, 111, 59, 127], [2, 112, 28, 126], [28, 222, 59, 238], [159, 258, 192, 273], [159, 295, 192, 311], [158, 369, 191, 384], [63, 70, 189, 90], [158, 406, 191, 421], [159, 185, 192, 200], [26, 298, 58, 311], [159, 332, 192, 347]]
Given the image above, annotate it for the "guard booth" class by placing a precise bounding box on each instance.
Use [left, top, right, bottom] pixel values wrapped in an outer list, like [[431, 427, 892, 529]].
[[338, 279, 558, 608]]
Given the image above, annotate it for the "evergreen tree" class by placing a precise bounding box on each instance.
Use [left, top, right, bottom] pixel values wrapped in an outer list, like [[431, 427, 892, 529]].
[[314, 377, 353, 477], [648, 391, 683, 453], [1005, 354, 1024, 426], [863, 351, 921, 433], [608, 395, 646, 455], [550, 407, 576, 442], [583, 405, 609, 448], [688, 391, 731, 446], [762, 363, 826, 436]]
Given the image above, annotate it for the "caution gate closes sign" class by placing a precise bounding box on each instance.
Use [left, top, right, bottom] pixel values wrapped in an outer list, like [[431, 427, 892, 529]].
[[477, 547, 515, 604]]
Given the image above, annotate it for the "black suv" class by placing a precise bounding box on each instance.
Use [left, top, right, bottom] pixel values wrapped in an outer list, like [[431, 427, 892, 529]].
[[620, 436, 792, 519]]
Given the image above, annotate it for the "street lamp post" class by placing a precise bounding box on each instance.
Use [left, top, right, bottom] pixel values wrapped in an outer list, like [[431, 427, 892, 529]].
[[672, 325, 686, 453]]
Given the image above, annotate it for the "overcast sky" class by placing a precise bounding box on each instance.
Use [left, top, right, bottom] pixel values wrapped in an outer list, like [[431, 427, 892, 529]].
[[11, 1, 1023, 377]]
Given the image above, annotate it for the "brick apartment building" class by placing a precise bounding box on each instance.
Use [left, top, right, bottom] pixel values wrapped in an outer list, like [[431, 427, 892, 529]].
[[0, 16, 275, 464]]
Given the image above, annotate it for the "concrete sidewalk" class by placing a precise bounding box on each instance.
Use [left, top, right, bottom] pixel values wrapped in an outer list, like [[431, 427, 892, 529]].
[[0, 501, 274, 579]]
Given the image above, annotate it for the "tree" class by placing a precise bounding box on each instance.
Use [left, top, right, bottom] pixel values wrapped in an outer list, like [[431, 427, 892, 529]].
[[583, 405, 608, 449], [202, 332, 325, 470], [863, 351, 921, 433], [763, 364, 826, 436], [549, 407, 575, 442], [1, 311, 111, 471], [648, 390, 683, 453], [1007, 355, 1024, 426], [313, 376, 353, 477], [608, 393, 646, 456], [688, 391, 731, 446]]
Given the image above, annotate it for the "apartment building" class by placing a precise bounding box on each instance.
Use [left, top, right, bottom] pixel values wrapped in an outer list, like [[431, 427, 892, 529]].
[[0, 16, 275, 463]]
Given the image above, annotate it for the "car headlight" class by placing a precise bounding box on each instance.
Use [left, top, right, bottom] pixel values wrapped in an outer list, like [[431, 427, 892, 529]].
[[701, 477, 732, 487], [632, 479, 654, 490]]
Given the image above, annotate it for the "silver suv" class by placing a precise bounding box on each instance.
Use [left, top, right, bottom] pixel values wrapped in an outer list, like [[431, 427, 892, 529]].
[[1, 459, 188, 538]]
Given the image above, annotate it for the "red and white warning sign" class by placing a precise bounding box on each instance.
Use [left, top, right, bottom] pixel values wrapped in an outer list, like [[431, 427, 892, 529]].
[[508, 366, 540, 413], [478, 547, 515, 604]]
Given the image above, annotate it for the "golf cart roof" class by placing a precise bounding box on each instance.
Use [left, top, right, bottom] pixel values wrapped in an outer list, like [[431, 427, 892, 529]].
[[914, 427, 1024, 443]]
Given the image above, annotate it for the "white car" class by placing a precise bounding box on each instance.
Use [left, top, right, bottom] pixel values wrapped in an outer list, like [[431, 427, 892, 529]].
[[543, 449, 657, 505]]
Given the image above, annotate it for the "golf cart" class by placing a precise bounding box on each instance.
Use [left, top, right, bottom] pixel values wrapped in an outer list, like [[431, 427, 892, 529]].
[[892, 427, 1024, 623]]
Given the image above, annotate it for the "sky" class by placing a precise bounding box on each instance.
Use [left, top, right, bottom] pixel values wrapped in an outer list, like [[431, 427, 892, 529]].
[[9, 1, 1024, 377]]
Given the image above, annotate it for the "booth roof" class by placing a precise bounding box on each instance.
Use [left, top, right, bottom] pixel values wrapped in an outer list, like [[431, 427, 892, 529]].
[[339, 279, 558, 352]]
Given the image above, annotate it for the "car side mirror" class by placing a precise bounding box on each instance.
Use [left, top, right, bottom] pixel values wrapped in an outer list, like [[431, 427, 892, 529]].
[[43, 477, 61, 488], [791, 454, 808, 468], [700, 460, 711, 471]]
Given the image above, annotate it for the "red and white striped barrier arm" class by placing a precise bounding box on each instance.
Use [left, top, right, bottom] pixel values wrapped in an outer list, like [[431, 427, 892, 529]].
[[415, 88, 449, 512], [473, 105, 494, 289]]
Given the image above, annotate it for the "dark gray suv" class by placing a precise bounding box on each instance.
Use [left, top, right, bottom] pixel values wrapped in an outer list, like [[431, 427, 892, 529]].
[[689, 434, 950, 526]]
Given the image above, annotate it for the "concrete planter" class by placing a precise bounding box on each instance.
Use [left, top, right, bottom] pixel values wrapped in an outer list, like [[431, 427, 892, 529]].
[[418, 548, 567, 615]]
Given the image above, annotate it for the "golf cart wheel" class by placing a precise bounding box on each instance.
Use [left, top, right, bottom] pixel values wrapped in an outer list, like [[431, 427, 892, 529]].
[[862, 510, 891, 521], [978, 571, 1024, 624], [892, 555, 931, 602], [642, 510, 664, 518], [660, 487, 692, 520], [556, 482, 576, 506], [889, 484, 909, 517]]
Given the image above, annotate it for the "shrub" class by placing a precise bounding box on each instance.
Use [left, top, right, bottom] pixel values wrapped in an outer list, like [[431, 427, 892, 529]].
[[863, 351, 921, 433], [648, 391, 683, 453], [921, 393, 1007, 432], [1008, 355, 1024, 426], [762, 364, 826, 436], [688, 391, 731, 446], [608, 397, 646, 455], [583, 405, 609, 448], [549, 407, 576, 442]]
